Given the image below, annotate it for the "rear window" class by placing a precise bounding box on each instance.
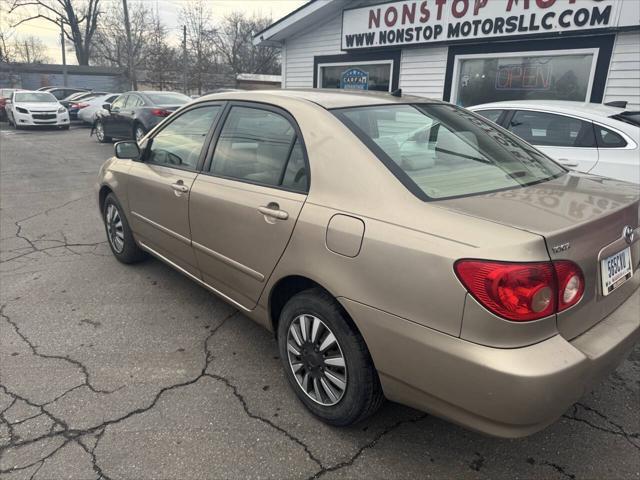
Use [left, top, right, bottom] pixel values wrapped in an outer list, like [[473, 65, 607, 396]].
[[145, 92, 191, 106], [334, 104, 566, 200]]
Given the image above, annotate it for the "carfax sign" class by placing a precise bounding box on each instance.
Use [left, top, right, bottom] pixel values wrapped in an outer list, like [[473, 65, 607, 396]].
[[340, 68, 369, 90], [341, 0, 639, 50]]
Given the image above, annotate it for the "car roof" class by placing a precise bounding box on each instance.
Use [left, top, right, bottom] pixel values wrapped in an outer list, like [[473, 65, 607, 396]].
[[196, 88, 441, 109], [468, 100, 625, 119]]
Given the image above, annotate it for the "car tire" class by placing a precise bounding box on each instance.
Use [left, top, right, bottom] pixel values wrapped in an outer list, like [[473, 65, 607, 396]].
[[134, 124, 146, 143], [277, 288, 384, 426], [60, 124, 70, 130], [103, 193, 147, 264], [95, 120, 111, 143]]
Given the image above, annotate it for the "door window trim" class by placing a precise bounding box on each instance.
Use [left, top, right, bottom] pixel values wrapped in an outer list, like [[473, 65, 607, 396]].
[[141, 101, 227, 173], [201, 100, 311, 194]]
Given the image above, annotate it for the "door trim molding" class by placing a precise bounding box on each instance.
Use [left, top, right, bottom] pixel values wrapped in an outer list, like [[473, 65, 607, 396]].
[[192, 240, 265, 282], [131, 211, 191, 245], [138, 241, 251, 312]]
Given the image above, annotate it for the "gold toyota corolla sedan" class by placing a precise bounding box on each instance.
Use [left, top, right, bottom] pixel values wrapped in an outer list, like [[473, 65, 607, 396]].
[[97, 90, 640, 438]]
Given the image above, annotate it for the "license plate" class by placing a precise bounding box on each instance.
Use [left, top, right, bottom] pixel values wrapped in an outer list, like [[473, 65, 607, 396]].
[[601, 247, 633, 296]]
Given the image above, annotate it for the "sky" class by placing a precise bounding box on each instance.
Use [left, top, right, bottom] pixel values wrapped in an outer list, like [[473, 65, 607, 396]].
[[2, 0, 306, 64]]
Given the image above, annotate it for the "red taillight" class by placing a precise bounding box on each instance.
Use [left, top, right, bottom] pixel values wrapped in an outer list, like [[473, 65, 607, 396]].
[[454, 259, 584, 322], [151, 108, 171, 117], [73, 102, 89, 109]]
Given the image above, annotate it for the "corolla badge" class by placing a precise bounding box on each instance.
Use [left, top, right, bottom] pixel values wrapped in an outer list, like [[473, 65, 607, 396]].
[[623, 225, 635, 245], [551, 242, 571, 254]]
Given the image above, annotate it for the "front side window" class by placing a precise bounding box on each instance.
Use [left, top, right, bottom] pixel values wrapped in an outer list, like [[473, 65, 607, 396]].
[[334, 104, 565, 200], [147, 105, 221, 170], [210, 106, 303, 190], [508, 111, 595, 147], [126, 95, 144, 108], [110, 95, 127, 110], [475, 109, 503, 123]]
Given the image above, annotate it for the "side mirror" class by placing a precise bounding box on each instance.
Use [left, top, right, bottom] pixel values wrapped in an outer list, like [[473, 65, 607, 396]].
[[114, 141, 140, 160], [102, 103, 111, 111]]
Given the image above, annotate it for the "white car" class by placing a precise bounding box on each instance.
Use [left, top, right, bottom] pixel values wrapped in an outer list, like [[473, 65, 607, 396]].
[[468, 100, 639, 184], [77, 93, 120, 125], [5, 90, 70, 130]]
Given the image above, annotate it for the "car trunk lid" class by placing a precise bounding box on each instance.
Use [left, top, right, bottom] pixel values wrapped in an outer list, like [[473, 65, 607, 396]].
[[437, 172, 640, 340]]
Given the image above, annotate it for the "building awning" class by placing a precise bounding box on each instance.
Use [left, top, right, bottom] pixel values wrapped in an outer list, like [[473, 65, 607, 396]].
[[253, 0, 345, 46]]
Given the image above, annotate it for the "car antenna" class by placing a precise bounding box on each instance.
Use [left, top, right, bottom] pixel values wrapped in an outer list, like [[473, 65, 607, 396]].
[[390, 88, 402, 98]]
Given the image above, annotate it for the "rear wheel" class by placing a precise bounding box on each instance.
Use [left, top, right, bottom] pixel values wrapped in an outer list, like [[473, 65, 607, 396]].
[[103, 193, 146, 264], [95, 120, 111, 143], [277, 289, 384, 426]]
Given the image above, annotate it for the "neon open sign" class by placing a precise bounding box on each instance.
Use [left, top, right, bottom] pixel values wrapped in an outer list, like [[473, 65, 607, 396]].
[[495, 63, 552, 91]]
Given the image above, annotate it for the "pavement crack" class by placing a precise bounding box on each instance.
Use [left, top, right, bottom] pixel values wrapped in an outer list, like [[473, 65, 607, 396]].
[[306, 413, 429, 479], [562, 402, 640, 451], [1, 304, 116, 396]]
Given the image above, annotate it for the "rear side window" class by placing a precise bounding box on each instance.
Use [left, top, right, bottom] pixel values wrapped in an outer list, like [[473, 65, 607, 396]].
[[595, 125, 627, 148], [210, 106, 306, 191], [475, 109, 503, 123], [508, 111, 595, 147], [334, 104, 565, 200]]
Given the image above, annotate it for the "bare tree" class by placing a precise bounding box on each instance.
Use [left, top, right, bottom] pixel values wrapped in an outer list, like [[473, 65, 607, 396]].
[[12, 35, 51, 63], [180, 0, 217, 95], [212, 12, 280, 76], [93, 1, 150, 88], [0, 3, 16, 62], [8, 0, 100, 65], [143, 10, 178, 91]]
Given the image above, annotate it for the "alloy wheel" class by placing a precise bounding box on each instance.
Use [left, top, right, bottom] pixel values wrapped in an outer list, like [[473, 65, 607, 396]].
[[286, 314, 347, 406], [96, 122, 104, 141], [105, 204, 125, 253]]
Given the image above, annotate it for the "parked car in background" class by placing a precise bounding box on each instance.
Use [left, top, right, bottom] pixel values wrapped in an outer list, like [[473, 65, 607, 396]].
[[78, 94, 121, 125], [5, 90, 69, 129], [97, 89, 639, 438], [469, 101, 640, 184], [94, 91, 191, 143], [0, 88, 18, 121], [61, 91, 110, 120], [37, 87, 88, 100]]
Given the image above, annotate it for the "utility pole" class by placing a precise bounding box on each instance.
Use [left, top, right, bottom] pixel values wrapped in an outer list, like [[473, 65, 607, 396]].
[[182, 25, 188, 95], [122, 0, 136, 90], [60, 19, 67, 86]]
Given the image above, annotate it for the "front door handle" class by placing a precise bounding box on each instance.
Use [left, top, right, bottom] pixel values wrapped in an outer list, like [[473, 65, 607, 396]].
[[171, 181, 189, 194], [558, 158, 579, 168], [258, 203, 289, 220]]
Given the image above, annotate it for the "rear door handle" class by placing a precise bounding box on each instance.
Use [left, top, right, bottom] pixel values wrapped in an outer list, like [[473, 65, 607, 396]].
[[258, 204, 289, 220], [558, 158, 579, 168]]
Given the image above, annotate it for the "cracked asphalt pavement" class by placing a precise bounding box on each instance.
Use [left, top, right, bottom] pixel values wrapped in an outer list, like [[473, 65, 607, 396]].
[[0, 124, 639, 480]]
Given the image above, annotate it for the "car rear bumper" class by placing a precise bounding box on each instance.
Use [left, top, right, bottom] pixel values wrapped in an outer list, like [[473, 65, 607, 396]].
[[340, 285, 639, 438]]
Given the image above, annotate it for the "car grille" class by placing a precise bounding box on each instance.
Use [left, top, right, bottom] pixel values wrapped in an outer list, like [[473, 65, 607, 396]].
[[32, 113, 57, 120]]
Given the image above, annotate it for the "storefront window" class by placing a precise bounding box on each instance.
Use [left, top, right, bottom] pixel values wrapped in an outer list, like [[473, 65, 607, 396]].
[[319, 63, 391, 92], [455, 52, 595, 107]]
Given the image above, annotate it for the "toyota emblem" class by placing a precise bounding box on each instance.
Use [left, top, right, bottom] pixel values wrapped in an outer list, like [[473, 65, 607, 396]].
[[623, 225, 635, 245]]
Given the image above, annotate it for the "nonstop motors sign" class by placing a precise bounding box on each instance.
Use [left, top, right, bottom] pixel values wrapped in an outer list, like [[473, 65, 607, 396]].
[[341, 0, 639, 50]]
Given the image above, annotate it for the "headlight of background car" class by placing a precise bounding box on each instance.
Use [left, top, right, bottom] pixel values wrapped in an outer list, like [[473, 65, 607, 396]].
[[16, 107, 28, 114], [58, 106, 66, 113]]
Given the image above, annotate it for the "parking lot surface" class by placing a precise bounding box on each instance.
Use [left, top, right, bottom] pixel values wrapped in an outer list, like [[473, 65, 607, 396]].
[[0, 124, 638, 479]]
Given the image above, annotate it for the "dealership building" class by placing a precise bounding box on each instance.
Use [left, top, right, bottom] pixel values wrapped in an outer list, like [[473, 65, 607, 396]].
[[254, 0, 640, 109]]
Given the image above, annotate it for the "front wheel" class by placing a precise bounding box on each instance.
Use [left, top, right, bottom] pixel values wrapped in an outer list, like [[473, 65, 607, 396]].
[[277, 289, 384, 426], [103, 193, 147, 264], [95, 120, 111, 143], [134, 124, 146, 143]]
